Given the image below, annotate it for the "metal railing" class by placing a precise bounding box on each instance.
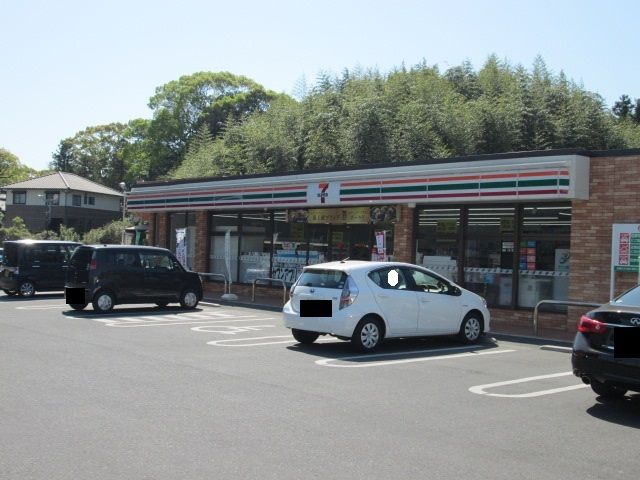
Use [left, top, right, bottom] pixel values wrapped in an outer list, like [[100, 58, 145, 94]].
[[252, 277, 287, 304], [196, 272, 229, 296], [533, 300, 602, 336]]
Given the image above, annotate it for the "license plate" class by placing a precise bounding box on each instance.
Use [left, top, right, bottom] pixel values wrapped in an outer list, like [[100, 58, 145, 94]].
[[614, 327, 640, 358], [300, 300, 332, 318]]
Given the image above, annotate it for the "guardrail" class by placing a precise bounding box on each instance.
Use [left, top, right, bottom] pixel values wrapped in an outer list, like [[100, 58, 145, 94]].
[[196, 272, 229, 295], [533, 300, 602, 336], [252, 277, 287, 304]]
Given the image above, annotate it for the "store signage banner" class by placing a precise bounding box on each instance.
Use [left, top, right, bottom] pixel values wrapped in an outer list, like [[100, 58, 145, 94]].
[[287, 206, 395, 224], [175, 228, 187, 268], [611, 224, 640, 272], [307, 181, 340, 206]]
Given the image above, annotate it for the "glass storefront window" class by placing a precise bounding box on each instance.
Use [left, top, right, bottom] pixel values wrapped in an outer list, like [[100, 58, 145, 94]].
[[517, 205, 571, 308], [209, 214, 239, 282], [416, 208, 460, 282], [169, 212, 196, 270], [272, 211, 308, 284], [239, 213, 272, 283], [465, 207, 515, 307]]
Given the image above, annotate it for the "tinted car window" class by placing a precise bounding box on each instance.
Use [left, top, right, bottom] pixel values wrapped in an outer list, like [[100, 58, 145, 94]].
[[368, 267, 408, 290], [297, 269, 347, 289], [613, 285, 640, 306], [102, 251, 141, 269], [30, 245, 65, 263], [70, 247, 94, 269], [2, 243, 18, 267]]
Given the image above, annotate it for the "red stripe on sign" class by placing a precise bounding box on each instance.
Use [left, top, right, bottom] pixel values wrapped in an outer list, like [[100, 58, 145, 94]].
[[478, 191, 518, 197], [480, 173, 518, 180], [130, 184, 306, 199], [518, 171, 559, 178], [381, 178, 429, 185], [516, 189, 561, 195], [340, 196, 381, 202]]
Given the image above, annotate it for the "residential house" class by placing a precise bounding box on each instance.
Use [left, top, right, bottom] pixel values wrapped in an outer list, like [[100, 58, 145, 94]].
[[1, 172, 123, 233]]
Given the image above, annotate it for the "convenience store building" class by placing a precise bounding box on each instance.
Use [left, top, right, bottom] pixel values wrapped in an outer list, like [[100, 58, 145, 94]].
[[128, 148, 640, 333]]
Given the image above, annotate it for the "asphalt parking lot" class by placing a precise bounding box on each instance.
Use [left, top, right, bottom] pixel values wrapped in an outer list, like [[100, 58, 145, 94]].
[[1, 294, 638, 480]]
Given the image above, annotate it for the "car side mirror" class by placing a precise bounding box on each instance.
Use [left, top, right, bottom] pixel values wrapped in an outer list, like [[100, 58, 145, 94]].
[[451, 286, 462, 296]]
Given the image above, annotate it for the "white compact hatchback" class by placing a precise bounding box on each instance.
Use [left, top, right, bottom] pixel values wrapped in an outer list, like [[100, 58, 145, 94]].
[[283, 260, 490, 352]]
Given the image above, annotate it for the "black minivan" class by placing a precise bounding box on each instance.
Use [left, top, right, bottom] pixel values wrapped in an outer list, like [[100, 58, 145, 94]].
[[65, 245, 203, 313], [0, 240, 82, 297]]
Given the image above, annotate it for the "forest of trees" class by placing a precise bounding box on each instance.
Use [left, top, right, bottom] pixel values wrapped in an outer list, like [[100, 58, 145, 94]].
[[3, 55, 640, 190]]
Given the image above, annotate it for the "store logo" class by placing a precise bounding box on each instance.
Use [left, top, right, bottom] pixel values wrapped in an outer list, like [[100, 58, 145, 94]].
[[630, 318, 640, 326], [317, 183, 329, 204]]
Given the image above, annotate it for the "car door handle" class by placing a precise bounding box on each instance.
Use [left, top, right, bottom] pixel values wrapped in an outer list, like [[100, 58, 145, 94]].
[[31, 265, 40, 268]]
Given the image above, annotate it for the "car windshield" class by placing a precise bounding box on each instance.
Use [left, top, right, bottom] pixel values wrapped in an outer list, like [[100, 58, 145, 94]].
[[296, 269, 347, 289], [612, 285, 640, 306]]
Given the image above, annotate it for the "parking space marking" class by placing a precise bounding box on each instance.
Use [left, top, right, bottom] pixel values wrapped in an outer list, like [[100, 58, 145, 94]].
[[208, 335, 336, 347], [191, 324, 276, 335], [316, 347, 516, 368], [468, 371, 589, 398], [16, 304, 66, 310], [85, 314, 273, 328]]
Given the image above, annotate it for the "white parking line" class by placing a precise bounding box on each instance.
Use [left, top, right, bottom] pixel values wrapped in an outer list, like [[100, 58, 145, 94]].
[[16, 304, 66, 310], [89, 315, 272, 328], [316, 347, 516, 368], [468, 371, 589, 398], [191, 324, 276, 334], [208, 336, 335, 347]]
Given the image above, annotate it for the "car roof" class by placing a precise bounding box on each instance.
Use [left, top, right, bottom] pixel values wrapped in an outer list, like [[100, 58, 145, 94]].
[[3, 239, 81, 245], [303, 260, 422, 272], [80, 244, 171, 253]]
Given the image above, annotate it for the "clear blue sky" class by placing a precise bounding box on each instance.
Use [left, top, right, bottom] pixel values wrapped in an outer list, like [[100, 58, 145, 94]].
[[2, 0, 638, 171]]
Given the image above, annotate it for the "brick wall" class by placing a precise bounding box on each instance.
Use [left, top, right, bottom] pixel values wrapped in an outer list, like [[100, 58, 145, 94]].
[[194, 211, 209, 273], [393, 204, 414, 263], [570, 154, 640, 307], [157, 213, 169, 248]]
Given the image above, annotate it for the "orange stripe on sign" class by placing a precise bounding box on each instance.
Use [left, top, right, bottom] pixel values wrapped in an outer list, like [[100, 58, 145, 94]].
[[518, 171, 558, 178], [341, 180, 382, 187], [428, 175, 481, 182], [480, 173, 518, 180], [381, 178, 430, 185]]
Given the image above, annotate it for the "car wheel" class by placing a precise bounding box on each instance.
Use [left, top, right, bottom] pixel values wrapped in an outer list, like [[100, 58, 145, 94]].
[[156, 302, 169, 308], [18, 281, 36, 297], [180, 288, 199, 309], [70, 303, 87, 311], [590, 379, 627, 398], [92, 290, 115, 313], [458, 313, 483, 344], [351, 316, 384, 352], [3, 289, 17, 296], [291, 328, 320, 345]]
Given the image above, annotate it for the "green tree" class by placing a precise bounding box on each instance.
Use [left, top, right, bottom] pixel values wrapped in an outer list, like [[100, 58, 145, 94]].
[[613, 94, 633, 119], [0, 149, 38, 185], [82, 219, 133, 245], [0, 216, 32, 241], [146, 72, 278, 178]]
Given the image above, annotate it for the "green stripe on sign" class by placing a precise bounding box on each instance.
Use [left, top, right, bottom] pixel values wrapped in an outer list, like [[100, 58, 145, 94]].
[[559, 179, 569, 186], [518, 179, 559, 188], [429, 182, 479, 191], [273, 191, 306, 198], [341, 188, 381, 195], [214, 195, 242, 201], [243, 193, 273, 200], [165, 197, 188, 204], [480, 181, 517, 189], [190, 196, 213, 202], [381, 185, 427, 194]]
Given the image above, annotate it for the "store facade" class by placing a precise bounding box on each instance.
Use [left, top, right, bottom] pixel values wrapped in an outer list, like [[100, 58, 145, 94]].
[[128, 148, 640, 332]]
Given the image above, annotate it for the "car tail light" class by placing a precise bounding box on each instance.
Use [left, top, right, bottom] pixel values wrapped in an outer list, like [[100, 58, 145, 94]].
[[578, 315, 608, 334], [89, 259, 97, 271], [289, 282, 297, 298], [339, 276, 359, 310]]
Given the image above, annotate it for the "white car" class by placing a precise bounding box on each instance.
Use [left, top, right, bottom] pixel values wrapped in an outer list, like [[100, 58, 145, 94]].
[[283, 260, 490, 352]]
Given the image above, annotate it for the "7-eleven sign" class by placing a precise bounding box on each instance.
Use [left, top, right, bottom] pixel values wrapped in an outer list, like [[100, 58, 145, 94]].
[[308, 182, 339, 205]]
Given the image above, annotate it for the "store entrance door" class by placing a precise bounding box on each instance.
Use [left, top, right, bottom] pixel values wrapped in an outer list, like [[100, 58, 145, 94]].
[[329, 225, 372, 261]]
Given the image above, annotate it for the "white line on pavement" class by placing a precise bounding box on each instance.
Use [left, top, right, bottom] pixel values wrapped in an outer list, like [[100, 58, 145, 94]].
[[468, 371, 589, 398], [207, 335, 335, 347], [316, 347, 516, 368]]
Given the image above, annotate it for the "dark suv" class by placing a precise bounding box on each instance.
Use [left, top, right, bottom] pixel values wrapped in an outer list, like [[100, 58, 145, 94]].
[[65, 245, 203, 313], [572, 285, 640, 399], [1, 240, 81, 297]]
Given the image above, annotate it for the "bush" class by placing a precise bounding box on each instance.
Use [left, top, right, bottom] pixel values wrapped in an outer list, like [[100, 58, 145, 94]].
[[82, 219, 133, 245], [0, 217, 32, 242]]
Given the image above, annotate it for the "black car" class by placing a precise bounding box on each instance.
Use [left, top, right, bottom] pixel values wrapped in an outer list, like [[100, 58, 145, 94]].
[[0, 240, 82, 297], [65, 245, 203, 313], [572, 285, 640, 398]]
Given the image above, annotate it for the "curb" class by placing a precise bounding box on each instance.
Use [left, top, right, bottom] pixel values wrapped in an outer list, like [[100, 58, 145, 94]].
[[489, 332, 573, 348]]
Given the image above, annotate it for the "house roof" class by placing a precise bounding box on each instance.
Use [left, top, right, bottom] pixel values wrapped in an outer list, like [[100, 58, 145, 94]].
[[0, 172, 123, 197]]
